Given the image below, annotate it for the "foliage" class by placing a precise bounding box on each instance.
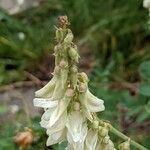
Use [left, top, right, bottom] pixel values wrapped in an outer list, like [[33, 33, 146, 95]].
[[0, 0, 150, 85]]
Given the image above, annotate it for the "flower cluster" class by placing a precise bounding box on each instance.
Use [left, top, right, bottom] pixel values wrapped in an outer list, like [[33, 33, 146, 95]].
[[33, 16, 127, 150]]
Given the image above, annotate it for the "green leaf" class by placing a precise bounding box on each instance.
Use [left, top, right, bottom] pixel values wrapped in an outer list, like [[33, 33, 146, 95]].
[[137, 112, 150, 123], [139, 84, 150, 97], [139, 61, 150, 81], [145, 101, 150, 114]]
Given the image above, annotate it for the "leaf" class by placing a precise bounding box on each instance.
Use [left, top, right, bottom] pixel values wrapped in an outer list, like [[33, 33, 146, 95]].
[[139, 61, 150, 81], [136, 112, 150, 123], [145, 101, 150, 114], [139, 84, 150, 97]]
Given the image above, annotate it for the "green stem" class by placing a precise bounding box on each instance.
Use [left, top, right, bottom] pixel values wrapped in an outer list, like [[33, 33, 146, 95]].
[[110, 125, 148, 150]]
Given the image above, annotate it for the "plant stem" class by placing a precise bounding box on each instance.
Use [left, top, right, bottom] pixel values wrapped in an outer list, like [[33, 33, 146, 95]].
[[109, 125, 148, 150]]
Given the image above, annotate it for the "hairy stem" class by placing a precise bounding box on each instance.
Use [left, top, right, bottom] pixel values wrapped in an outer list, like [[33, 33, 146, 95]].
[[110, 125, 148, 150]]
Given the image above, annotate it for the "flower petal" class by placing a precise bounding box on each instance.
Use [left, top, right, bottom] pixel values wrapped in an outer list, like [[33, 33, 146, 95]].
[[66, 111, 88, 149], [87, 90, 105, 112], [78, 92, 93, 121], [143, 0, 150, 8], [49, 95, 71, 127], [33, 98, 58, 108], [85, 129, 98, 150], [46, 128, 66, 146], [46, 111, 67, 133], [35, 76, 56, 98]]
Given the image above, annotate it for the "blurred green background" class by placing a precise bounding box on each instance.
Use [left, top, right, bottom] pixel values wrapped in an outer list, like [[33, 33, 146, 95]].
[[0, 0, 150, 149]]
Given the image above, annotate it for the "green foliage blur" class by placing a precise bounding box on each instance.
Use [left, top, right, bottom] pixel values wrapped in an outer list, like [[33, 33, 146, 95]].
[[0, 0, 150, 149]]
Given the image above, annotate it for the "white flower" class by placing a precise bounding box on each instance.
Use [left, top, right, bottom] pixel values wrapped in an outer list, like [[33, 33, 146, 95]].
[[40, 108, 67, 130], [34, 103, 66, 146], [49, 93, 72, 127], [35, 65, 68, 101], [79, 88, 105, 121], [85, 129, 98, 150], [66, 111, 88, 150], [143, 0, 150, 9]]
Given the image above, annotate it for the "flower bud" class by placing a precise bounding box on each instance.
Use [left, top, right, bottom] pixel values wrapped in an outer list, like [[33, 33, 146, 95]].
[[66, 88, 74, 97], [102, 136, 110, 144], [99, 127, 108, 137], [78, 72, 89, 83], [59, 60, 68, 68], [78, 82, 87, 93], [93, 120, 99, 129], [64, 29, 73, 43], [118, 139, 130, 150], [56, 28, 63, 42], [70, 65, 78, 73], [73, 102, 80, 111], [68, 47, 79, 62]]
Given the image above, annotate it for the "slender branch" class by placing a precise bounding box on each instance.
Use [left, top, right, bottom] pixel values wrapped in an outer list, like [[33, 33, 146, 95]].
[[109, 125, 148, 150]]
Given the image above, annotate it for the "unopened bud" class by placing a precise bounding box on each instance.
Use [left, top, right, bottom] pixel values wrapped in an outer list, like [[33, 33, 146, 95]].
[[73, 102, 80, 111], [118, 139, 130, 150], [99, 128, 108, 137], [68, 47, 79, 62], [71, 65, 78, 73], [78, 82, 87, 93], [59, 60, 68, 68], [56, 28, 63, 42], [78, 72, 88, 82], [98, 126, 103, 131], [64, 29, 73, 43], [93, 120, 99, 129], [66, 88, 74, 97], [103, 136, 110, 144]]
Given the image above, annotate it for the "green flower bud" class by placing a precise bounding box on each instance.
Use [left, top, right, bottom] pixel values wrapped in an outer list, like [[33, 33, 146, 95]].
[[102, 135, 110, 144], [64, 29, 73, 43], [70, 65, 78, 73], [59, 60, 68, 68], [118, 139, 130, 150], [66, 88, 74, 97], [93, 120, 99, 129], [78, 72, 89, 83], [68, 47, 79, 63], [78, 82, 87, 93], [73, 102, 80, 111], [56, 28, 63, 42], [99, 127, 108, 137]]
